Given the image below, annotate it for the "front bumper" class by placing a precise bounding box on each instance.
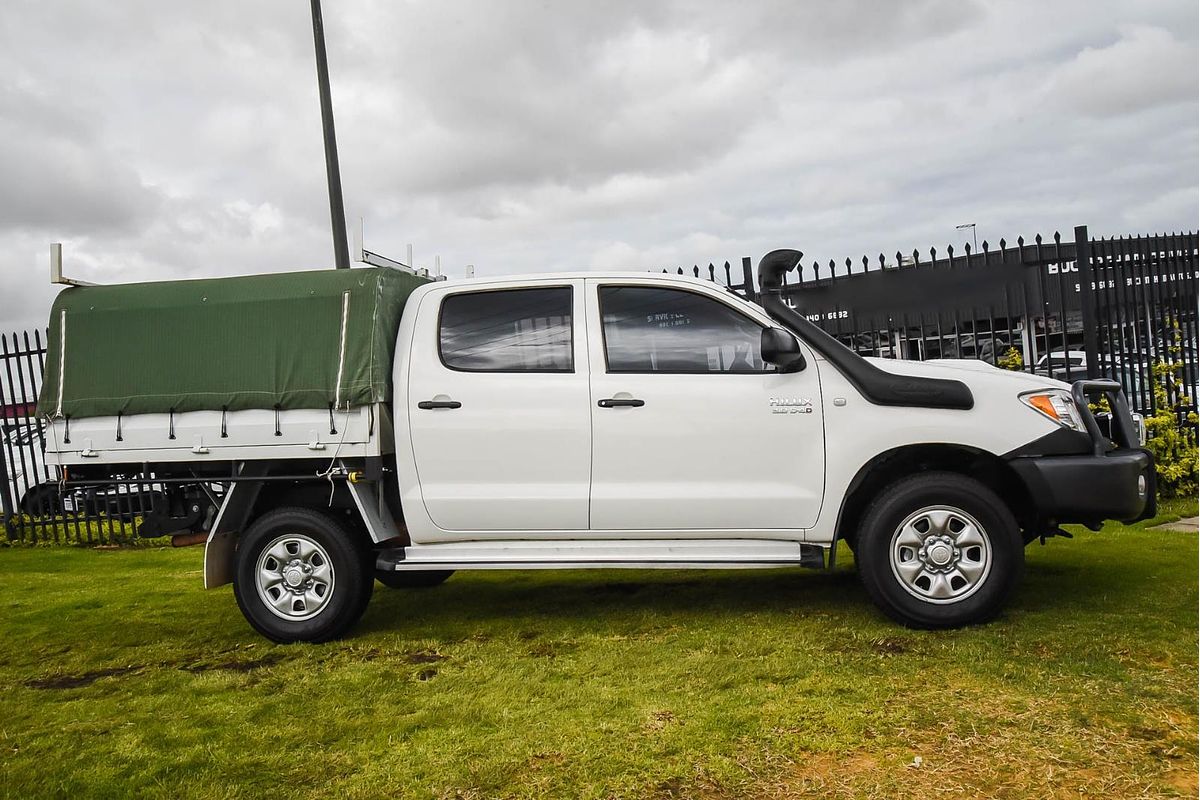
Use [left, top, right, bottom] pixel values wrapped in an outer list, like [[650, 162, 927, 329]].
[[1007, 378, 1157, 524], [1009, 448, 1155, 524]]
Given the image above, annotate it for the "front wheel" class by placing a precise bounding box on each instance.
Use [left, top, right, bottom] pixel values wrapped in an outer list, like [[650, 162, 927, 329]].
[[233, 507, 373, 643], [855, 473, 1023, 629]]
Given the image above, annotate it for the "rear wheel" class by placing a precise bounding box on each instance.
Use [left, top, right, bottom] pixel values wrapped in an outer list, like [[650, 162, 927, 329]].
[[855, 472, 1022, 628], [234, 507, 373, 643]]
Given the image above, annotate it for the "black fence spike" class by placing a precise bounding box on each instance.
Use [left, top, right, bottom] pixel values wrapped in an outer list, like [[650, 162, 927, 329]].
[[999, 238, 1006, 250], [1035, 233, 1043, 245], [1017, 235, 1025, 247], [1053, 231, 1061, 244], [947, 244, 955, 259], [964, 242, 971, 257], [982, 240, 989, 253], [912, 248, 920, 264]]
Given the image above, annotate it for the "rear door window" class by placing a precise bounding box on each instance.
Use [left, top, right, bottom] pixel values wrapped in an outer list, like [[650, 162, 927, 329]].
[[439, 287, 573, 372]]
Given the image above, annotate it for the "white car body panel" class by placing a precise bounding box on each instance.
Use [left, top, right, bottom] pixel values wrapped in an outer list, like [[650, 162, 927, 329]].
[[391, 271, 1068, 549], [404, 279, 592, 533], [582, 277, 824, 531]]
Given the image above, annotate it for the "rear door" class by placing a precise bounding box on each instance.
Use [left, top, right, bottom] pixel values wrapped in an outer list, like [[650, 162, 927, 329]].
[[406, 281, 591, 533], [586, 279, 824, 532]]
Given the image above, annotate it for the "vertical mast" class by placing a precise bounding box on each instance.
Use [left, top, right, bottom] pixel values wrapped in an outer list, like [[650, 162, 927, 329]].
[[310, 0, 350, 269]]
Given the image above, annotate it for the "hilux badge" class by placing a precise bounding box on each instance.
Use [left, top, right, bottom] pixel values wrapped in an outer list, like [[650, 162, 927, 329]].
[[768, 397, 813, 414]]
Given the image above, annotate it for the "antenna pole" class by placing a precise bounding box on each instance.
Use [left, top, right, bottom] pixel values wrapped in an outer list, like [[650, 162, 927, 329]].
[[310, 0, 350, 269]]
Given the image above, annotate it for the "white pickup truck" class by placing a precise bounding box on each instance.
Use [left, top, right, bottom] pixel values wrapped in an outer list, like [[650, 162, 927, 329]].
[[40, 250, 1154, 642]]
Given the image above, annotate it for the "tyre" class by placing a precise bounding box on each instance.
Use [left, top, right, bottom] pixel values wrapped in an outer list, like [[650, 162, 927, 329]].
[[855, 472, 1023, 629], [19, 482, 63, 516], [233, 506, 374, 643], [375, 569, 454, 589]]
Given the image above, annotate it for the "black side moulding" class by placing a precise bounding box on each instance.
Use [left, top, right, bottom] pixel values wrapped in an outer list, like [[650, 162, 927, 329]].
[[757, 249, 974, 410]]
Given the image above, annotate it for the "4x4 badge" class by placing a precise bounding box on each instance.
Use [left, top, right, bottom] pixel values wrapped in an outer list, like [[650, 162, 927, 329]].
[[768, 397, 813, 414]]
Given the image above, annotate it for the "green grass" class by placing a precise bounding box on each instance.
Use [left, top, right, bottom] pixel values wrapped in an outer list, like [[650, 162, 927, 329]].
[[1, 511, 1196, 799]]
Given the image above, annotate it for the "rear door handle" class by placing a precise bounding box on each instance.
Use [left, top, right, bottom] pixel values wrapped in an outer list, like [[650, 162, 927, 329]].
[[417, 400, 462, 410], [597, 398, 645, 408]]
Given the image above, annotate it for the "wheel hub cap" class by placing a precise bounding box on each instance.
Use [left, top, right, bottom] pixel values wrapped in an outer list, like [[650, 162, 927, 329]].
[[889, 505, 993, 605], [254, 534, 336, 621], [927, 542, 953, 567], [283, 564, 305, 588]]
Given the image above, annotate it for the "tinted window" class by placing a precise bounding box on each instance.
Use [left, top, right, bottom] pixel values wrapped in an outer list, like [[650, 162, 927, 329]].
[[600, 286, 765, 373], [440, 288, 573, 372]]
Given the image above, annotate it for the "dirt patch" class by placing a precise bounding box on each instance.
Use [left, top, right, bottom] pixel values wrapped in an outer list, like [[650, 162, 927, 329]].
[[179, 653, 285, 674], [527, 640, 578, 659], [824, 636, 914, 657], [869, 637, 909, 655], [404, 650, 447, 664], [25, 665, 141, 689], [417, 668, 437, 681], [643, 710, 679, 732], [1164, 768, 1198, 795]]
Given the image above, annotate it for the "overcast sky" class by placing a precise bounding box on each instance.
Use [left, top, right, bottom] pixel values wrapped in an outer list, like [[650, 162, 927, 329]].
[[0, 0, 1196, 333]]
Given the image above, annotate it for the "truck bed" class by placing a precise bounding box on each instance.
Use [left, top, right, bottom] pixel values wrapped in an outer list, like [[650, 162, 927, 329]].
[[43, 403, 391, 466]]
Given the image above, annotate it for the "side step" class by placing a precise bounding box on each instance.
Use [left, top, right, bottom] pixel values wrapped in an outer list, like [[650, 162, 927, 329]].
[[376, 538, 826, 572]]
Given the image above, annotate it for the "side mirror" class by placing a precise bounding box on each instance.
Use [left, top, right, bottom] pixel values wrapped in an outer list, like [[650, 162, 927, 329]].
[[761, 327, 806, 373]]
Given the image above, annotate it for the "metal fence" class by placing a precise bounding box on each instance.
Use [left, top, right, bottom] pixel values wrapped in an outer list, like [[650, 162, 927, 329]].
[[4, 223, 1196, 544], [0, 330, 160, 545], [665, 226, 1197, 427], [731, 225, 1198, 427]]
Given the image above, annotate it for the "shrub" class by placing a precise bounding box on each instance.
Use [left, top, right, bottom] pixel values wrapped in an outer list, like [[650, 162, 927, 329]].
[[997, 346, 1023, 371], [1142, 327, 1199, 499]]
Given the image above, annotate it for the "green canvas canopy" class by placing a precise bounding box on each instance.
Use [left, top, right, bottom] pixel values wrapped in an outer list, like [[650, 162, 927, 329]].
[[37, 267, 429, 419]]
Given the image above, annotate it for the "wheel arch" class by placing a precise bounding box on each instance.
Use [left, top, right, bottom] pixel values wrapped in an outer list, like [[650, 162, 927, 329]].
[[834, 443, 1034, 550], [204, 463, 402, 590]]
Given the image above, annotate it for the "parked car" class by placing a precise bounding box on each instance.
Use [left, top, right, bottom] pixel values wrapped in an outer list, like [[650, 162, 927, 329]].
[[1033, 350, 1154, 403], [1034, 350, 1090, 377], [38, 255, 1154, 642]]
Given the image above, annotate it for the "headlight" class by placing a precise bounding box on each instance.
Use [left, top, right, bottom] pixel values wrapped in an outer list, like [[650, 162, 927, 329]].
[[1020, 389, 1085, 432]]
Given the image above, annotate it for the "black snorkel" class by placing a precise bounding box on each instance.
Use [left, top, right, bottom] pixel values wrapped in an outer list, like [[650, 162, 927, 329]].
[[757, 249, 974, 410]]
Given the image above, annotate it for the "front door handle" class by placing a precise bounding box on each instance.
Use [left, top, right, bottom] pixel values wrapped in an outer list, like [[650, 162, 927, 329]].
[[417, 400, 462, 410], [597, 398, 645, 408]]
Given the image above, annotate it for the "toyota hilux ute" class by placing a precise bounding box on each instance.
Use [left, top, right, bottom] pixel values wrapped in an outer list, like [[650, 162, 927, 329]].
[[36, 250, 1155, 642]]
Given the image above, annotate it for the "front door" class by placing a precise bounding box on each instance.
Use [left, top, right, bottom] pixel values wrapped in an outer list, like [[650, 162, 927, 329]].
[[406, 281, 591, 533], [587, 280, 824, 532]]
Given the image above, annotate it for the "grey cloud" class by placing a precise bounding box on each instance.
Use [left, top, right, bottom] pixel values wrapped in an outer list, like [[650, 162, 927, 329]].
[[0, 85, 161, 234], [0, 0, 1196, 337], [1044, 25, 1198, 117]]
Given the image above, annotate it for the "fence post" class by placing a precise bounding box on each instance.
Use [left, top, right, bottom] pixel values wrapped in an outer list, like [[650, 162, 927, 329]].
[[1074, 224, 1101, 378], [741, 257, 757, 302], [0, 429, 15, 542]]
